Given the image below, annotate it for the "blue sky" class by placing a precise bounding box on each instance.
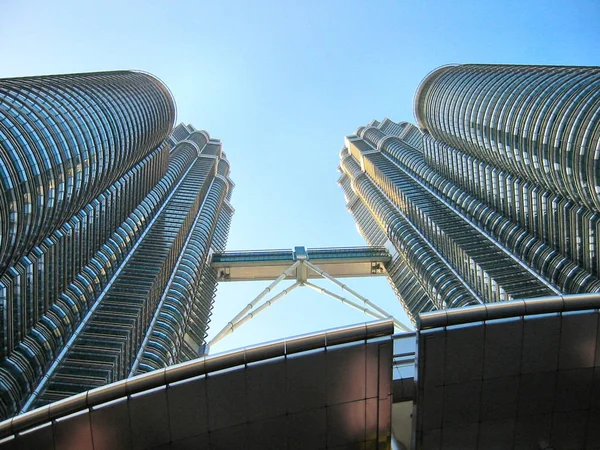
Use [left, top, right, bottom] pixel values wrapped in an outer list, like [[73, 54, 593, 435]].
[[1, 0, 599, 353]]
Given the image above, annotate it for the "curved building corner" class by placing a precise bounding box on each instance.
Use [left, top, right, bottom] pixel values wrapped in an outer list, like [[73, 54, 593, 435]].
[[0, 71, 232, 419]]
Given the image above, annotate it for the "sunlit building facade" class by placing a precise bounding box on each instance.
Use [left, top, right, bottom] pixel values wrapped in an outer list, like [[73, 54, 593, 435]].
[[340, 64, 600, 323], [0, 63, 599, 449], [0, 73, 234, 417]]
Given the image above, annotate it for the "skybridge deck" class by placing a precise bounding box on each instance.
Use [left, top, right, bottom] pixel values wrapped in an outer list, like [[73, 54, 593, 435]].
[[211, 246, 391, 281]]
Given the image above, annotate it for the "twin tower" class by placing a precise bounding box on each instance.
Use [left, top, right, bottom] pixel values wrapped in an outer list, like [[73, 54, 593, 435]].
[[0, 65, 599, 418]]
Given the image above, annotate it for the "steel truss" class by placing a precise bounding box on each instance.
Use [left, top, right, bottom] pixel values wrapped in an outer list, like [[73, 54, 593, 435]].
[[208, 259, 410, 349]]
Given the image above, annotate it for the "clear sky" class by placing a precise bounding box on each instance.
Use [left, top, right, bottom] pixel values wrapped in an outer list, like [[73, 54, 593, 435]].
[[1, 0, 599, 354]]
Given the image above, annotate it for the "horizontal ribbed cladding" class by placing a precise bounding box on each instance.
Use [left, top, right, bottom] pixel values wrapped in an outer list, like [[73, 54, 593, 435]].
[[136, 178, 229, 371], [135, 139, 234, 372], [340, 150, 479, 311], [32, 153, 217, 407], [338, 159, 388, 248], [0, 140, 195, 419], [361, 129, 557, 301], [422, 133, 600, 280], [338, 172, 432, 325], [385, 255, 435, 324], [383, 133, 600, 294], [340, 149, 437, 322], [414, 64, 600, 211], [0, 71, 176, 276], [363, 148, 558, 301], [211, 199, 234, 252], [171, 123, 194, 142], [0, 144, 169, 359], [378, 118, 409, 137]]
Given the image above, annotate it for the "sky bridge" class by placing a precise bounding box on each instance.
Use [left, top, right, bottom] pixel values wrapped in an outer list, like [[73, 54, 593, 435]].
[[208, 246, 409, 347], [211, 245, 391, 282]]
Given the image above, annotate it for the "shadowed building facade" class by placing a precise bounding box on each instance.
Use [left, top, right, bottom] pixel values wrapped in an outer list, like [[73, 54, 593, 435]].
[[0, 73, 234, 417], [339, 65, 600, 323]]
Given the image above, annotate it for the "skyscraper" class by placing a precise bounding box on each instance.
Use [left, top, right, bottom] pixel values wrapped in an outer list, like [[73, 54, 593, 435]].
[[1, 63, 600, 449], [339, 64, 600, 323], [0, 72, 234, 417]]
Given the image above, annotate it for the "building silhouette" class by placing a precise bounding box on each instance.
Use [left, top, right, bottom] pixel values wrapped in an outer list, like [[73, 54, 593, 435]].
[[339, 64, 600, 323], [0, 72, 234, 417]]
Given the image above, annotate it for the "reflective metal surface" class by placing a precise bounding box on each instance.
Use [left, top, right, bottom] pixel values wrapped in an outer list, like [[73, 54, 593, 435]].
[[0, 102, 234, 418], [0, 71, 176, 418], [340, 66, 600, 327], [415, 293, 600, 449], [0, 320, 395, 449], [212, 246, 391, 281]]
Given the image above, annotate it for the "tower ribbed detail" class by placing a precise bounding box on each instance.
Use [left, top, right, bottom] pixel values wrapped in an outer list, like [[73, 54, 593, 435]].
[[0, 73, 234, 419], [340, 116, 600, 322], [0, 71, 176, 274], [415, 64, 600, 211]]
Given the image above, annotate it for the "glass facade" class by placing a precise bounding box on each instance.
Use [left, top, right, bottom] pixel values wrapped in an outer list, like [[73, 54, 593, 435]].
[[340, 65, 600, 322], [416, 65, 600, 278], [0, 73, 234, 418]]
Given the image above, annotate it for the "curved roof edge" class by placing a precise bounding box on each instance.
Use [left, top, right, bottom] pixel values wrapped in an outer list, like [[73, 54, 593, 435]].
[[0, 319, 394, 439], [413, 64, 460, 132], [132, 69, 177, 128], [417, 292, 600, 330], [190, 129, 211, 142]]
